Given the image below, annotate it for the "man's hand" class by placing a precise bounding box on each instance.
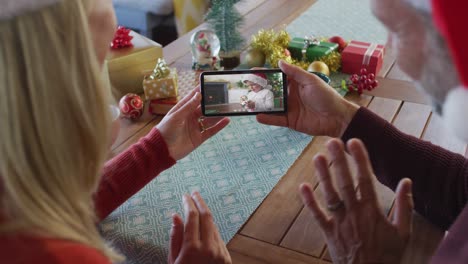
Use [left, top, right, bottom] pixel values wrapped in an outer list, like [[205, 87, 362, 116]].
[[257, 61, 359, 138], [300, 139, 414, 263]]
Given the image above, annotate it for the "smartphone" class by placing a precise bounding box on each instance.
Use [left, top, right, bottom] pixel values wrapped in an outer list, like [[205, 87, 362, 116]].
[[200, 69, 288, 116]]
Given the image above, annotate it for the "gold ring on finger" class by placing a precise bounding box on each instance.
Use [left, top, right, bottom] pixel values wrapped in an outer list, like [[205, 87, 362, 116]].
[[198, 117, 206, 133], [327, 200, 345, 212]]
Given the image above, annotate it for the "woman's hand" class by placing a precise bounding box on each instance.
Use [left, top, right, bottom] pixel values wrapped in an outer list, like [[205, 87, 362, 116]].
[[256, 61, 359, 137], [156, 89, 230, 160], [300, 138, 414, 263], [168, 192, 232, 264]]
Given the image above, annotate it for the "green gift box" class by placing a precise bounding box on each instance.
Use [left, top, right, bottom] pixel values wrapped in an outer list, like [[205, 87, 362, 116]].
[[288, 37, 338, 62]]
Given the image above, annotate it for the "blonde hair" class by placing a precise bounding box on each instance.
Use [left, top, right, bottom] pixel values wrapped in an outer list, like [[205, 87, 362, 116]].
[[0, 0, 122, 261]]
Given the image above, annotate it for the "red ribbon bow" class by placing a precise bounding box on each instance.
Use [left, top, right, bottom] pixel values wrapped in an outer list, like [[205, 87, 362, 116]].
[[110, 26, 134, 49]]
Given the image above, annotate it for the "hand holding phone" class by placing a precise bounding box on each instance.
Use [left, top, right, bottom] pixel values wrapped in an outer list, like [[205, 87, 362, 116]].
[[200, 69, 288, 116]]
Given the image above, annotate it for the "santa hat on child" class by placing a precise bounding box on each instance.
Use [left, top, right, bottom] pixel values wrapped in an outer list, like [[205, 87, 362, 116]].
[[243, 73, 268, 87], [1, 0, 60, 20], [431, 0, 468, 141]]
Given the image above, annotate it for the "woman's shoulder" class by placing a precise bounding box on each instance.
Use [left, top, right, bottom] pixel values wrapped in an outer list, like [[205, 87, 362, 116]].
[[0, 234, 111, 264]]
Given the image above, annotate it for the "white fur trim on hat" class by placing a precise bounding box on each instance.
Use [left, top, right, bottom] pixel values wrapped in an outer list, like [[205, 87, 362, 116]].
[[1, 0, 61, 20], [243, 74, 268, 87], [405, 0, 431, 13], [443, 86, 468, 142]]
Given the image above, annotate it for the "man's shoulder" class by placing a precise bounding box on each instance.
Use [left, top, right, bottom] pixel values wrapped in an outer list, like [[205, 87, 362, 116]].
[[0, 234, 111, 264]]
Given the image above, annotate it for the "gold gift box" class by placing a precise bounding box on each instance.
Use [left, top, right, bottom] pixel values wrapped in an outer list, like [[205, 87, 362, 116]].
[[106, 31, 163, 98], [143, 68, 178, 100]]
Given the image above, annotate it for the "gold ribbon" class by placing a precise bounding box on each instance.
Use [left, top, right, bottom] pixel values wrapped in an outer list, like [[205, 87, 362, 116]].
[[147, 58, 170, 80]]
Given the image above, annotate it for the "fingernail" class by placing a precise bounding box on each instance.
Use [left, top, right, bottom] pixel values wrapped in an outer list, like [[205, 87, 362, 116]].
[[313, 153, 321, 161], [327, 140, 340, 152]]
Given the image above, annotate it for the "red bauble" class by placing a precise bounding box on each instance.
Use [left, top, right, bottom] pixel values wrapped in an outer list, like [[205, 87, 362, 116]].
[[119, 93, 144, 120], [328, 36, 347, 52]]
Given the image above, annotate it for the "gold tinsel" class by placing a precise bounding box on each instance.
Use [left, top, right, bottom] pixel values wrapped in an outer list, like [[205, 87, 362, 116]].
[[250, 29, 293, 68], [318, 51, 341, 73], [250, 29, 342, 72]]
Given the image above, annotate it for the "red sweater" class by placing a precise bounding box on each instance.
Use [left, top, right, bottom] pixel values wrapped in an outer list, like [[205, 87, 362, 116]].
[[0, 128, 176, 263]]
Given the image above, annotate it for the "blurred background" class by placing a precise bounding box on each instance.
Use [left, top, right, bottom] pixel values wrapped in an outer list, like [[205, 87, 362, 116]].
[[113, 0, 211, 46]]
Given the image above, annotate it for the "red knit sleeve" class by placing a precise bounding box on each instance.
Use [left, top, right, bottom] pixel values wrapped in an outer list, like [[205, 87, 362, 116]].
[[94, 128, 176, 220], [342, 107, 468, 230], [49, 242, 112, 264]]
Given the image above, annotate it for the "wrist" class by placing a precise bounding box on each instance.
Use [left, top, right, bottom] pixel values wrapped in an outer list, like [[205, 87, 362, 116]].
[[338, 101, 359, 138]]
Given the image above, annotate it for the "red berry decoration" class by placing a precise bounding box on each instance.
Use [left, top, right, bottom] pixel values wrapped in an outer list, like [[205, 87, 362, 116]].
[[328, 36, 347, 52], [111, 26, 134, 49], [347, 68, 380, 95], [119, 93, 144, 120]]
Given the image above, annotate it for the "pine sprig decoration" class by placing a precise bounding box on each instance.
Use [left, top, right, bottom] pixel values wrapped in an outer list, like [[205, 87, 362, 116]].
[[205, 0, 245, 54], [267, 73, 284, 97]]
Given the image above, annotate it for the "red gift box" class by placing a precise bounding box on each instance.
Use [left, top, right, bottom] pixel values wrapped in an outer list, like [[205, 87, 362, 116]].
[[341, 40, 385, 75]]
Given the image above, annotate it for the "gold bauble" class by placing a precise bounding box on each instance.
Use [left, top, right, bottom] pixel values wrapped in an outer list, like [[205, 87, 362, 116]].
[[242, 48, 266, 68], [307, 61, 330, 76]]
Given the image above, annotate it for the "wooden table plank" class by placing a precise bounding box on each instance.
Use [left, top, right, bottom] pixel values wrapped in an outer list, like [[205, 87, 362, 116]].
[[230, 251, 267, 264], [240, 136, 329, 244], [363, 78, 428, 105], [110, 111, 158, 152], [109, 117, 162, 157], [279, 204, 325, 257], [367, 97, 402, 122], [421, 113, 467, 155], [390, 102, 443, 264], [229, 235, 329, 264], [400, 213, 444, 264], [379, 46, 396, 78], [392, 102, 431, 137], [386, 63, 412, 82]]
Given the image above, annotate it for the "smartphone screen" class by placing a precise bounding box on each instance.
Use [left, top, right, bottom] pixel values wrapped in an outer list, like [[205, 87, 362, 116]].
[[200, 69, 287, 116]]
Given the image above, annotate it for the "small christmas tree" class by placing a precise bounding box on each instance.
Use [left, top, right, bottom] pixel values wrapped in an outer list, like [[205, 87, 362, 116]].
[[205, 0, 245, 56], [267, 72, 284, 97]]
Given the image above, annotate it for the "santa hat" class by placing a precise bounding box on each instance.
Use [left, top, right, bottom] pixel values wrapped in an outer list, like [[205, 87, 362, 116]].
[[243, 73, 268, 87], [431, 0, 468, 141], [1, 0, 61, 20]]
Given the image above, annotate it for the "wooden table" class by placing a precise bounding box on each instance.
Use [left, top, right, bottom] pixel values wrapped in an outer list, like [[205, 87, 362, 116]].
[[110, 1, 463, 263]]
